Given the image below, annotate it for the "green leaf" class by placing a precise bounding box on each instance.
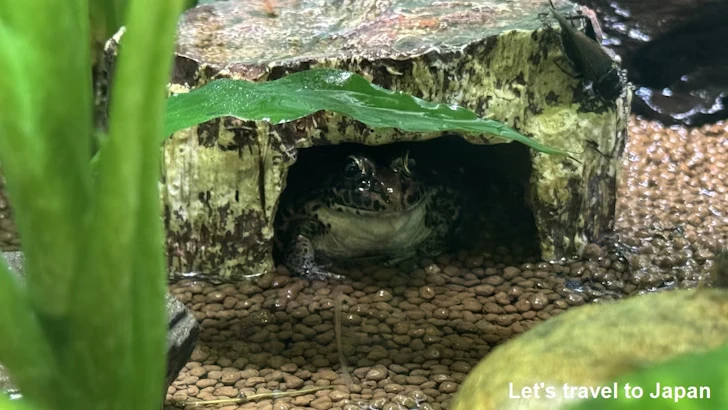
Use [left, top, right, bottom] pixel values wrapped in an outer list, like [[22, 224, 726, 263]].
[[0, 0, 92, 316], [0, 395, 36, 410], [164, 69, 569, 155], [1, 0, 182, 408], [68, 0, 185, 408], [124, 0, 185, 406], [569, 343, 728, 410], [0, 265, 59, 409], [0, 0, 92, 406], [89, 0, 126, 45]]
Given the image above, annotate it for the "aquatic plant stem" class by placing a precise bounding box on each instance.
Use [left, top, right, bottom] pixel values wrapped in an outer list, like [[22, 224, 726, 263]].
[[184, 385, 335, 406], [335, 287, 354, 391]]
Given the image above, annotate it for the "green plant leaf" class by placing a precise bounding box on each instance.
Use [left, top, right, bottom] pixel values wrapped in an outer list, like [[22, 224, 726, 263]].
[[124, 0, 186, 406], [68, 0, 185, 408], [0, 0, 92, 406], [0, 0, 92, 319], [0, 395, 36, 410], [1, 0, 181, 408], [164, 69, 569, 155], [0, 265, 59, 409], [569, 342, 728, 410], [90, 0, 126, 45]]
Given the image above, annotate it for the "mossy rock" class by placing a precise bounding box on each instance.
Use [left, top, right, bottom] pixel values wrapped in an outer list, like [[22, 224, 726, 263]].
[[0, 0, 631, 278], [155, 0, 631, 279], [452, 286, 728, 410]]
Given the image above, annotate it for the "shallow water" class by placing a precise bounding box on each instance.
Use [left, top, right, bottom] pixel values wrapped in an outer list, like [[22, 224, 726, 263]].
[[164, 117, 728, 410], [580, 0, 728, 125]]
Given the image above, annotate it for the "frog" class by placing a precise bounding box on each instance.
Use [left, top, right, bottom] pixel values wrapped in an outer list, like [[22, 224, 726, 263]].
[[275, 150, 463, 280]]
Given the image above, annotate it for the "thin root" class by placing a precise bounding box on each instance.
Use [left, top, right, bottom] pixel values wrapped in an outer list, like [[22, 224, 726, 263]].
[[335, 287, 354, 391], [180, 385, 335, 407]]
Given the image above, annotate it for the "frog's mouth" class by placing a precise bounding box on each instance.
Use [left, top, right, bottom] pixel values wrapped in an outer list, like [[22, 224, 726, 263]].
[[332, 183, 424, 214], [332, 199, 424, 216]]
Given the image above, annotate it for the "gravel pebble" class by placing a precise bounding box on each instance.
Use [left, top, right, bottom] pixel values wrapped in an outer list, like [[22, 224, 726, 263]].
[[213, 386, 238, 397], [220, 370, 241, 385], [195, 378, 216, 388], [283, 373, 304, 389]]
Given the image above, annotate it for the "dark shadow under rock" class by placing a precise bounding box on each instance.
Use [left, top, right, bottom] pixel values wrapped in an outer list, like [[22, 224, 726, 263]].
[[273, 137, 542, 274]]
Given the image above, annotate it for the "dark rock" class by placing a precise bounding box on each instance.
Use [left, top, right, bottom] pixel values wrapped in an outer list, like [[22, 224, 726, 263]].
[[579, 0, 728, 125], [164, 288, 199, 391], [0, 251, 199, 400]]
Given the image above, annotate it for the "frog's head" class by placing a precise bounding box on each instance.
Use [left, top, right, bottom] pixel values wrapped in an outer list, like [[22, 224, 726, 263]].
[[327, 152, 424, 214]]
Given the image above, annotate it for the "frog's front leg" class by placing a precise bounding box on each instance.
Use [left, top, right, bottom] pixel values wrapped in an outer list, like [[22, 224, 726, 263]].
[[284, 219, 343, 281]]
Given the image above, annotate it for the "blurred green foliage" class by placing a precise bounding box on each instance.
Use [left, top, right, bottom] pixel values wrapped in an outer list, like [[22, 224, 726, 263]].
[[569, 342, 728, 410], [0, 0, 184, 408]]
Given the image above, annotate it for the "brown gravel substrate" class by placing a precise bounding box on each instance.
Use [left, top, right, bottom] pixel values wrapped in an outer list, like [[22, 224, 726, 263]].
[[164, 117, 728, 410]]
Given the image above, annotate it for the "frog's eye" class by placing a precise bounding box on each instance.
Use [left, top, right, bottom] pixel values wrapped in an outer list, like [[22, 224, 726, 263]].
[[343, 156, 364, 179]]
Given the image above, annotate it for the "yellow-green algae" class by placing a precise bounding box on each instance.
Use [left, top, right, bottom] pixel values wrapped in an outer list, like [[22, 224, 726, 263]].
[[452, 287, 728, 410]]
